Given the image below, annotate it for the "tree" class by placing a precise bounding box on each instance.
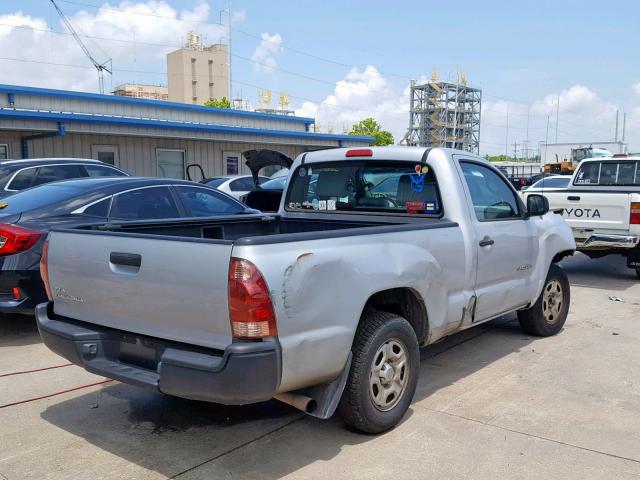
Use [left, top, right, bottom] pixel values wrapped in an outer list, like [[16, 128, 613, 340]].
[[204, 97, 231, 109], [349, 118, 394, 146]]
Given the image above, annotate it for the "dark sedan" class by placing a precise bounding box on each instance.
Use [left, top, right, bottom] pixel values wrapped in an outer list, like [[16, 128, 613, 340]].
[[0, 177, 256, 315]]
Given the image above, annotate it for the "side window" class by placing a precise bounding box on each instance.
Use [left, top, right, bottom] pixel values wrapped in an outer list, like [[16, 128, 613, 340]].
[[599, 162, 618, 185], [176, 187, 243, 216], [8, 167, 37, 190], [83, 198, 111, 217], [574, 162, 600, 185], [229, 177, 254, 191], [460, 162, 521, 221], [84, 165, 127, 177], [33, 165, 86, 187], [617, 162, 637, 185], [110, 187, 180, 220]]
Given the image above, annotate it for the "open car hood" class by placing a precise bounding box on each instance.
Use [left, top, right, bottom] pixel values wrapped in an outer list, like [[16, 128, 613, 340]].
[[243, 149, 293, 187]]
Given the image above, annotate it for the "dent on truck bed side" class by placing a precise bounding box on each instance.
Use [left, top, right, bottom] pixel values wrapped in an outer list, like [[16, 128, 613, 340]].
[[234, 223, 468, 393]]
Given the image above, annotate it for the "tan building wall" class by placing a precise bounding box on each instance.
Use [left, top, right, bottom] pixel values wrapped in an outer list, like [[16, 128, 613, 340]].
[[167, 44, 229, 105]]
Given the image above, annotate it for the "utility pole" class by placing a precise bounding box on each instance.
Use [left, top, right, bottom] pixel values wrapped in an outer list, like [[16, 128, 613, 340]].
[[544, 115, 550, 163], [504, 104, 510, 158], [525, 105, 530, 161], [555, 96, 560, 143], [622, 112, 627, 143], [615, 109, 619, 142], [513, 142, 519, 162]]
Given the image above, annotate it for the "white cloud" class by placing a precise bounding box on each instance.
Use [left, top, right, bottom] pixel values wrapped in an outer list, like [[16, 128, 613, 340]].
[[0, 2, 228, 92], [479, 85, 634, 156], [250, 32, 282, 74], [296, 65, 411, 139], [633, 82, 640, 96]]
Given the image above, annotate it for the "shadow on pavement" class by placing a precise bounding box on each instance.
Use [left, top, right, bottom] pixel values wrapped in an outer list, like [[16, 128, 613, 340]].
[[40, 316, 535, 479], [0, 313, 40, 347], [560, 252, 638, 292]]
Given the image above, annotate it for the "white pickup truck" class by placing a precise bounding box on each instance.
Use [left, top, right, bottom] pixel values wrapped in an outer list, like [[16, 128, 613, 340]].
[[522, 155, 640, 278], [36, 147, 575, 433]]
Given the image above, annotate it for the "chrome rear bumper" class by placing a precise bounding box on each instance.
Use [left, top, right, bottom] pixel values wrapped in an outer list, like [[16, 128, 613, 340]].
[[576, 234, 640, 249]]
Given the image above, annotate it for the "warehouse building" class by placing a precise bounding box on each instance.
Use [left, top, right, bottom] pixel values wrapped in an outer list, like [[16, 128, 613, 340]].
[[0, 84, 372, 179]]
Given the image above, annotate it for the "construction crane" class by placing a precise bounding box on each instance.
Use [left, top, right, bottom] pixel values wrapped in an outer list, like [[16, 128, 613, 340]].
[[49, 0, 112, 94]]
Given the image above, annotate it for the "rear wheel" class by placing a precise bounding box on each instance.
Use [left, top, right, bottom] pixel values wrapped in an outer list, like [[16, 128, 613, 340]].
[[518, 263, 570, 337], [338, 311, 419, 434]]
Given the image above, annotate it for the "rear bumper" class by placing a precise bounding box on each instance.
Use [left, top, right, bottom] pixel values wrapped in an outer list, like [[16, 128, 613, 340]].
[[35, 303, 280, 405], [0, 270, 47, 315], [575, 234, 640, 250]]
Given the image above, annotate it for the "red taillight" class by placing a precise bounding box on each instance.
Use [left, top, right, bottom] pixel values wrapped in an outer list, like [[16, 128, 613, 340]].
[[12, 287, 21, 301], [228, 258, 276, 339], [631, 202, 640, 225], [40, 240, 53, 301], [345, 149, 373, 157], [0, 224, 42, 256], [612, 153, 628, 158]]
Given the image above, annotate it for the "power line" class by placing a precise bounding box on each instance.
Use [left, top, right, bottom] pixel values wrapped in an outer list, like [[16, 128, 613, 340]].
[[52, 0, 542, 105]]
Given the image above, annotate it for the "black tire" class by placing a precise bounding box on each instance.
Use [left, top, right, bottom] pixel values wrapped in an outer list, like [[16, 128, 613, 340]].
[[518, 263, 570, 337], [635, 267, 640, 280], [338, 310, 419, 434]]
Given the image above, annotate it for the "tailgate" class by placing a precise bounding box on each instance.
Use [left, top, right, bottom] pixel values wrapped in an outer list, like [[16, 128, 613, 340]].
[[547, 192, 631, 233], [47, 230, 234, 350]]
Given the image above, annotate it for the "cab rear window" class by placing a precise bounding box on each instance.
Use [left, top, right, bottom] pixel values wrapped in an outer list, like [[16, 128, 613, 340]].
[[285, 161, 442, 216], [574, 161, 639, 186]]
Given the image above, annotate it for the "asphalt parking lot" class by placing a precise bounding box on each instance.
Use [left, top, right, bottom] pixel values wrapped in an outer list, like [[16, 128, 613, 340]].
[[1, 253, 639, 480]]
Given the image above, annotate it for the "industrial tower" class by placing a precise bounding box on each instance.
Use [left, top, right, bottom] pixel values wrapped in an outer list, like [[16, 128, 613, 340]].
[[401, 72, 481, 154]]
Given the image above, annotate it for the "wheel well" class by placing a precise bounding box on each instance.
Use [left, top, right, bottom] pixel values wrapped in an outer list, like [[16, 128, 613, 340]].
[[362, 288, 428, 344], [552, 250, 574, 263]]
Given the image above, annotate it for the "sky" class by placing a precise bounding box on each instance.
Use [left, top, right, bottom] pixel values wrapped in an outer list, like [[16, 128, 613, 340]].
[[1, 0, 639, 155]]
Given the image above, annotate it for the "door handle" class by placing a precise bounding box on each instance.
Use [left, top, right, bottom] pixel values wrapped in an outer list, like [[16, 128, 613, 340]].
[[567, 196, 580, 201], [110, 252, 142, 268], [479, 237, 494, 247]]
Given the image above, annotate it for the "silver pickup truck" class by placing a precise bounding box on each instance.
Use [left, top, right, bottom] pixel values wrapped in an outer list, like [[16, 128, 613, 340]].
[[36, 147, 575, 433]]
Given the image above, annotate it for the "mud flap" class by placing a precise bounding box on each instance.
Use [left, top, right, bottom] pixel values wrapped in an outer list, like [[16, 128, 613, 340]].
[[298, 352, 352, 419]]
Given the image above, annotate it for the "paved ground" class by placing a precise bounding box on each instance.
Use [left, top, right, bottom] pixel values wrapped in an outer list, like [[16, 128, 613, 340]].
[[1, 253, 639, 479]]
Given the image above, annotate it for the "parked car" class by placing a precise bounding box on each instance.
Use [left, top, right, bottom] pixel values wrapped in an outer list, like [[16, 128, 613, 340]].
[[0, 177, 256, 315], [0, 158, 127, 198], [37, 147, 574, 434], [521, 175, 571, 192], [203, 175, 270, 199], [522, 155, 640, 278], [240, 176, 288, 212]]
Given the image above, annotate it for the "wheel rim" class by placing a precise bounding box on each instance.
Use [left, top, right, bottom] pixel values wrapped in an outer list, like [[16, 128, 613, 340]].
[[369, 338, 410, 412], [542, 278, 564, 325]]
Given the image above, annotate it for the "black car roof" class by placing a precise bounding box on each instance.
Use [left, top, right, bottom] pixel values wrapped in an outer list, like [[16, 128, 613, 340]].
[[41, 176, 207, 191]]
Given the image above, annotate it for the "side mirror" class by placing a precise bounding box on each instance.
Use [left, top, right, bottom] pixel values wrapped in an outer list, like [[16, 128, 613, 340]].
[[526, 194, 549, 217]]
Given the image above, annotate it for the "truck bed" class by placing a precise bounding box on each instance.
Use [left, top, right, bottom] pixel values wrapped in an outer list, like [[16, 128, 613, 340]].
[[47, 214, 457, 350]]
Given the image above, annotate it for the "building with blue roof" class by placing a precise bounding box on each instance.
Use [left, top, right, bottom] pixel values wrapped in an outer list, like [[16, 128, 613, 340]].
[[0, 84, 373, 179]]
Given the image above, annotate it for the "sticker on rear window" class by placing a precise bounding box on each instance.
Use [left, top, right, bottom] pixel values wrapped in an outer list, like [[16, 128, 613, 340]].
[[410, 174, 425, 193]]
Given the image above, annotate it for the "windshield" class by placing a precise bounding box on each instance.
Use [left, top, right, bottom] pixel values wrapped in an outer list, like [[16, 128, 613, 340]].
[[205, 178, 227, 188], [0, 183, 85, 213], [531, 177, 570, 189], [261, 177, 287, 189], [285, 161, 442, 216]]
